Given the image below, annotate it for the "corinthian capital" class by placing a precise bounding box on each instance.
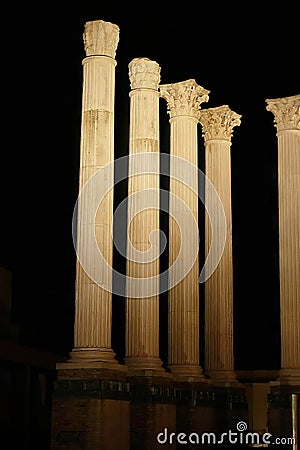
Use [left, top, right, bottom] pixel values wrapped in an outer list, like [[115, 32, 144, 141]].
[[128, 58, 161, 90], [83, 20, 120, 58], [198, 105, 241, 142], [266, 94, 300, 132], [159, 79, 210, 119]]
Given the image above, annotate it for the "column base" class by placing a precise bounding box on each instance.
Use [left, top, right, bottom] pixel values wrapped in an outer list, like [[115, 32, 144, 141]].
[[56, 348, 128, 381], [67, 347, 120, 367], [168, 364, 207, 382], [124, 356, 169, 377], [57, 361, 127, 373], [276, 368, 300, 385]]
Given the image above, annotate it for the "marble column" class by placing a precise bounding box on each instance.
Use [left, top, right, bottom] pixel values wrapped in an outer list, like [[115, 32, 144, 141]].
[[198, 105, 241, 382], [69, 20, 120, 365], [160, 79, 209, 381], [125, 58, 166, 375], [266, 94, 300, 383]]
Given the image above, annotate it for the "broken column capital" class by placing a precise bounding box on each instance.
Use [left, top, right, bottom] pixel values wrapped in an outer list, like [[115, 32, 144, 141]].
[[83, 20, 120, 58], [128, 57, 161, 90]]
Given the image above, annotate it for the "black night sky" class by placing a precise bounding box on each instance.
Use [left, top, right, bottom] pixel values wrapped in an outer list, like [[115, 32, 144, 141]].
[[1, 4, 299, 371]]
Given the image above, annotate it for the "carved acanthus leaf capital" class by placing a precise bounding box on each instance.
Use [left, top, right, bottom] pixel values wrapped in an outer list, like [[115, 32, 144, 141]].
[[159, 79, 210, 119], [83, 20, 120, 58], [198, 105, 241, 142], [129, 58, 161, 90], [266, 94, 300, 132]]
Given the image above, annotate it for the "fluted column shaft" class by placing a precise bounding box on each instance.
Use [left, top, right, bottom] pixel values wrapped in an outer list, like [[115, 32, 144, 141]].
[[125, 58, 165, 373], [70, 20, 119, 363], [160, 80, 209, 381], [266, 94, 300, 382], [199, 105, 241, 381]]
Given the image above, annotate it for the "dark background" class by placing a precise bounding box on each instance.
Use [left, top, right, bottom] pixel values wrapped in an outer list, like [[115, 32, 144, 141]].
[[1, 3, 299, 370]]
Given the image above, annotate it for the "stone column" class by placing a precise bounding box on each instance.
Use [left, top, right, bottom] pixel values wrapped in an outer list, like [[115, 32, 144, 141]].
[[266, 94, 300, 383], [198, 105, 241, 382], [69, 20, 120, 365], [160, 79, 209, 381], [125, 58, 166, 375]]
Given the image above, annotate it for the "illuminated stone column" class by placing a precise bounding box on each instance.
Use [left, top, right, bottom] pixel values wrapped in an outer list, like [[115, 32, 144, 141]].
[[125, 58, 166, 375], [69, 20, 120, 365], [266, 94, 300, 383], [160, 79, 209, 381], [198, 105, 241, 382]]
